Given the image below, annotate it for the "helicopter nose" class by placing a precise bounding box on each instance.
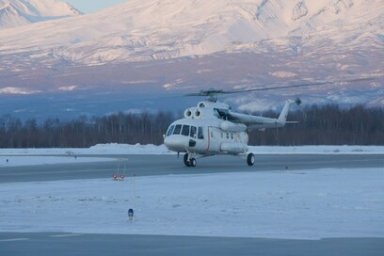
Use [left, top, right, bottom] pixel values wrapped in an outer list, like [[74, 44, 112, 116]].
[[164, 135, 188, 152]]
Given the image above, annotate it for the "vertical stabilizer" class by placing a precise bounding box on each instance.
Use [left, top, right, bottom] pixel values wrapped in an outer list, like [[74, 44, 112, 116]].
[[278, 100, 294, 124]]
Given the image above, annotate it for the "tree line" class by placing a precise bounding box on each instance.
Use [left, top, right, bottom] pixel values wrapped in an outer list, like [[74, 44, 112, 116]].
[[0, 112, 173, 148], [249, 105, 384, 145], [0, 105, 383, 148]]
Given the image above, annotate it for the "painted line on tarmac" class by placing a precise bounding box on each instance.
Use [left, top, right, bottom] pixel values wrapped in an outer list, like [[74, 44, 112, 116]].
[[0, 238, 30, 242]]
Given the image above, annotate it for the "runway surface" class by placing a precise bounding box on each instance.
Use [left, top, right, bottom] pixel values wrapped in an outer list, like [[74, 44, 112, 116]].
[[1, 154, 383, 255], [1, 154, 383, 183]]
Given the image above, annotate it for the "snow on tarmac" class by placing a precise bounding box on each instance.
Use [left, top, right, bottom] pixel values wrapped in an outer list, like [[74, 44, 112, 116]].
[[1, 168, 383, 239], [0, 144, 170, 167]]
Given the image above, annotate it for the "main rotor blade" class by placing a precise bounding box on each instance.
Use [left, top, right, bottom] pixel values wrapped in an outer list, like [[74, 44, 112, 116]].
[[185, 89, 233, 97], [233, 76, 378, 94], [184, 75, 380, 97]]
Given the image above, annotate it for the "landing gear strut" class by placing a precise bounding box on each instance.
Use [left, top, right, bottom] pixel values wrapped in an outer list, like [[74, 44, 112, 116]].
[[184, 153, 197, 167]]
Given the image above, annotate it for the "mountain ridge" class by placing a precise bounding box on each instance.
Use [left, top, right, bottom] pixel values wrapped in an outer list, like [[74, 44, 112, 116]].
[[0, 0, 81, 29], [1, 0, 382, 62], [0, 0, 383, 116]]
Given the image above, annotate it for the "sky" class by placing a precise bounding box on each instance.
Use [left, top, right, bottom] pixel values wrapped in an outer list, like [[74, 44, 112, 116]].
[[64, 0, 128, 13]]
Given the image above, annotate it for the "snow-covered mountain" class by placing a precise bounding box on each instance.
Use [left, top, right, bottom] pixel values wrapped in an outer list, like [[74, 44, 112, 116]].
[[0, 0, 382, 62], [0, 0, 383, 118], [0, 0, 81, 28]]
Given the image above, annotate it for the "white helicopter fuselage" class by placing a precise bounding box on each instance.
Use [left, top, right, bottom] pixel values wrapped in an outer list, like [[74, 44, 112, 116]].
[[164, 99, 295, 167], [164, 100, 248, 155], [164, 116, 249, 156]]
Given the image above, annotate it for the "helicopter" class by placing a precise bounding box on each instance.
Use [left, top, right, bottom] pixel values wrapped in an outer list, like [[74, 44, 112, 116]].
[[163, 89, 300, 167], [163, 76, 378, 167]]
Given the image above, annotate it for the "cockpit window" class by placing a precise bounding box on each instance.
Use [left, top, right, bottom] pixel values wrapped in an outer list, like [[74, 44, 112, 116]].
[[173, 124, 182, 135], [190, 126, 197, 138], [198, 127, 204, 139], [166, 125, 175, 137], [181, 125, 190, 136]]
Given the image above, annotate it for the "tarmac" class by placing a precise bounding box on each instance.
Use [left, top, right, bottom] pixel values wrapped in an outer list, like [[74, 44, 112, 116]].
[[1, 153, 383, 255]]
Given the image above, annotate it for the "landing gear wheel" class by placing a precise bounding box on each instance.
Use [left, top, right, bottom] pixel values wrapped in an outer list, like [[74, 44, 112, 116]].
[[183, 153, 197, 167], [190, 158, 197, 167], [247, 153, 255, 166], [183, 153, 190, 167]]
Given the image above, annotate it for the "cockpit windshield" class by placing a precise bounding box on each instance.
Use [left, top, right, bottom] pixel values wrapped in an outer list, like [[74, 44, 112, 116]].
[[190, 126, 197, 138], [181, 125, 190, 136], [167, 124, 201, 139], [166, 125, 175, 137], [173, 124, 182, 135]]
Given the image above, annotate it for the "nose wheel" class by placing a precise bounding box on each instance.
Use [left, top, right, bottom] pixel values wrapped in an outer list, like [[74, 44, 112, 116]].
[[184, 153, 197, 167]]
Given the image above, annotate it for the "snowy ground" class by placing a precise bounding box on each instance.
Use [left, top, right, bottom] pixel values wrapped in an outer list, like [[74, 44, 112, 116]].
[[0, 144, 170, 167], [1, 145, 383, 239], [1, 168, 383, 239], [0, 156, 115, 167]]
